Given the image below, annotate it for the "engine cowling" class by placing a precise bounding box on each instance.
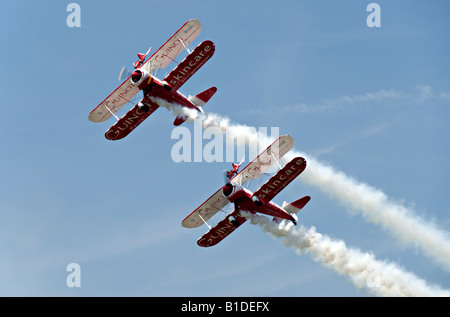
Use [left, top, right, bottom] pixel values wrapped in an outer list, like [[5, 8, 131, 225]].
[[130, 69, 151, 89], [222, 182, 246, 202]]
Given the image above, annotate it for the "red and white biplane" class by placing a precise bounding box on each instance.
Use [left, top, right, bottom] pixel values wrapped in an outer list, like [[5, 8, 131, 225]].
[[182, 135, 311, 247], [88, 19, 216, 140]]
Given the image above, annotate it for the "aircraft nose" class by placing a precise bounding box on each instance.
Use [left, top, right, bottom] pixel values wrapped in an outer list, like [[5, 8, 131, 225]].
[[222, 183, 233, 196], [131, 70, 142, 82]]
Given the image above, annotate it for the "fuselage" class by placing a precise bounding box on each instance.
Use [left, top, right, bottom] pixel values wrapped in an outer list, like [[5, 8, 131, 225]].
[[222, 182, 296, 222], [137, 72, 200, 111]]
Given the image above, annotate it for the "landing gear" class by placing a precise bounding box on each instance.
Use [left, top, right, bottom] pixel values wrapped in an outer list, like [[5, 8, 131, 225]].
[[228, 215, 240, 226], [162, 81, 172, 91], [143, 84, 153, 94], [290, 213, 298, 225], [138, 102, 150, 113], [251, 195, 263, 206]]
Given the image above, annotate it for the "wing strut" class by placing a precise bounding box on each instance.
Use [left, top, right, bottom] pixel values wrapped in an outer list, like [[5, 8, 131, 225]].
[[271, 152, 283, 169], [179, 37, 192, 54], [197, 212, 212, 230], [104, 104, 119, 121]]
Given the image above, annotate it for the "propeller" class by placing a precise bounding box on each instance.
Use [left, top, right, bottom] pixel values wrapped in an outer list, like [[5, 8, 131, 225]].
[[118, 66, 132, 81], [222, 169, 230, 184]]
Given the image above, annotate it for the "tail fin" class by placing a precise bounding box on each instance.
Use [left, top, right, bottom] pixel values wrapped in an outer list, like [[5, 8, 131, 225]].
[[282, 196, 311, 214], [189, 87, 217, 109]]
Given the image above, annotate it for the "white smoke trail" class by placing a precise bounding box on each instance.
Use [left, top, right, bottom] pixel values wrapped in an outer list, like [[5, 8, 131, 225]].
[[246, 213, 450, 297], [286, 152, 450, 272], [162, 103, 450, 271], [156, 97, 265, 147]]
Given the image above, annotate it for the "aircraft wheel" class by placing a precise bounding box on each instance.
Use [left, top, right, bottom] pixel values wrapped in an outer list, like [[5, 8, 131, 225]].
[[228, 216, 239, 226], [252, 196, 263, 206], [138, 102, 150, 113], [162, 81, 172, 91]]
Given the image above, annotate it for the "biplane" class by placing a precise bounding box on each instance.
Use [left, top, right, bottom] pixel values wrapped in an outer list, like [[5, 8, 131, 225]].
[[88, 19, 216, 140], [182, 135, 311, 247]]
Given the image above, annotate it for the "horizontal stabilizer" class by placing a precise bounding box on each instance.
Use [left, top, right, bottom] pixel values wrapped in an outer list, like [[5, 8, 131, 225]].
[[282, 196, 311, 214], [173, 115, 188, 126], [189, 87, 217, 108]]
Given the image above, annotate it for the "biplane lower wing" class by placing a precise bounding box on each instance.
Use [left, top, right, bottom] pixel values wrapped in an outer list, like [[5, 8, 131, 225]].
[[232, 134, 294, 186], [197, 209, 247, 247], [253, 157, 307, 203], [182, 189, 229, 229], [104, 100, 159, 141], [163, 40, 215, 91]]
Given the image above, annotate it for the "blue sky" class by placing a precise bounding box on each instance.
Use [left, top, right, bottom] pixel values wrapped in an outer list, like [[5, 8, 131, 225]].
[[1, 0, 449, 296]]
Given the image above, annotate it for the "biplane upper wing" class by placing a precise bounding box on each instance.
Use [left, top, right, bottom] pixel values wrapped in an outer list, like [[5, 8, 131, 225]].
[[252, 156, 307, 203], [182, 188, 229, 228], [88, 19, 202, 123], [141, 19, 202, 74], [231, 134, 294, 186]]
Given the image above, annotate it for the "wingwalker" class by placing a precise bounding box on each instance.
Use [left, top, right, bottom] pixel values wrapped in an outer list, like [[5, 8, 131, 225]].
[[182, 135, 311, 247], [88, 19, 216, 140]]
